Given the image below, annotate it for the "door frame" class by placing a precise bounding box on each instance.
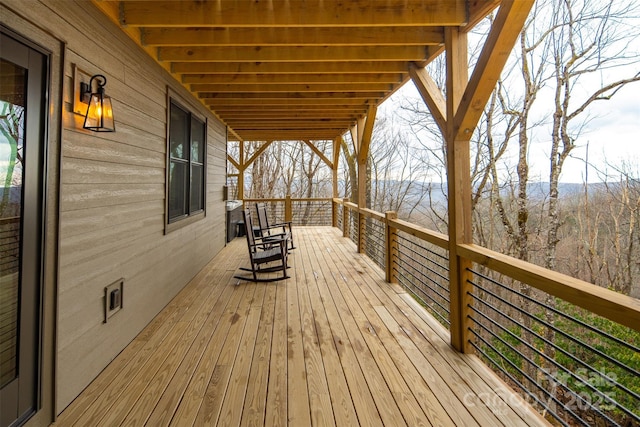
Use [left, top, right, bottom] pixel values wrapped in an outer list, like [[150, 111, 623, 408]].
[[0, 30, 47, 427], [0, 6, 63, 426]]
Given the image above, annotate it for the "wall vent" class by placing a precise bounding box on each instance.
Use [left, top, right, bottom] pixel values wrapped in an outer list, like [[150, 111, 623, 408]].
[[104, 278, 124, 323]]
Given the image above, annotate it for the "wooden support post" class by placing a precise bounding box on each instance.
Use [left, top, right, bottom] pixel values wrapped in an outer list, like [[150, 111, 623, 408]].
[[285, 194, 292, 223], [332, 200, 338, 228], [385, 211, 398, 284], [357, 211, 366, 254], [343, 198, 349, 238], [444, 0, 535, 354], [332, 137, 341, 228], [357, 155, 367, 253], [445, 26, 473, 354], [356, 104, 377, 254], [238, 140, 244, 200]]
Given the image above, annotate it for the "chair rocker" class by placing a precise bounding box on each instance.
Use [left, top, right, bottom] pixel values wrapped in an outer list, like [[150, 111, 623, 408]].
[[255, 202, 295, 251], [235, 208, 290, 283]]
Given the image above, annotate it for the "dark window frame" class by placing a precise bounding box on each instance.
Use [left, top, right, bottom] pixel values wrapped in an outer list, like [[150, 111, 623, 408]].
[[165, 92, 207, 233]]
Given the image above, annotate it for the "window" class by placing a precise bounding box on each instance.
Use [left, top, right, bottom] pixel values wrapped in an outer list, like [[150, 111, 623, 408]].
[[167, 99, 206, 227]]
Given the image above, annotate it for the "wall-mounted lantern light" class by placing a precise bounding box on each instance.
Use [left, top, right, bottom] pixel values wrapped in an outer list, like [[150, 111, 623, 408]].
[[80, 74, 115, 132]]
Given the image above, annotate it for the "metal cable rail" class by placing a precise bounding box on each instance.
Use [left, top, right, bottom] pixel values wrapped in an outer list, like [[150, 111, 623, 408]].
[[470, 334, 576, 427], [394, 267, 451, 326], [396, 240, 449, 282], [469, 304, 620, 426], [291, 200, 332, 226], [470, 269, 640, 381], [394, 246, 450, 303], [393, 232, 451, 327], [348, 210, 358, 247], [0, 216, 20, 274], [468, 267, 640, 426], [244, 198, 334, 226], [364, 218, 385, 270]]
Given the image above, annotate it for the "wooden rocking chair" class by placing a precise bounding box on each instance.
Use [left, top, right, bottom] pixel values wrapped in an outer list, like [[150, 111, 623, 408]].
[[234, 208, 290, 282], [255, 202, 295, 251]]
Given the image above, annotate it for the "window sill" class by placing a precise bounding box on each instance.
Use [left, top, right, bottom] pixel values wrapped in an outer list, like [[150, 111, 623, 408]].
[[165, 211, 205, 234]]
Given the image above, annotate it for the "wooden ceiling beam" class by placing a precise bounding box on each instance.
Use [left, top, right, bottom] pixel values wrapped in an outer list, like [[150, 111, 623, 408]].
[[465, 0, 502, 32], [219, 112, 362, 119], [142, 26, 444, 46], [182, 73, 404, 85], [232, 124, 352, 130], [172, 61, 409, 74], [212, 104, 367, 112], [220, 110, 360, 117], [120, 1, 467, 28], [200, 92, 383, 100], [206, 98, 372, 106], [191, 83, 393, 93], [235, 131, 346, 141], [228, 116, 355, 122], [158, 46, 428, 62]]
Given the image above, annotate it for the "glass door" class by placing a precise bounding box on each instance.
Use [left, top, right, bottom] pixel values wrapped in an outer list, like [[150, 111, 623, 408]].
[[0, 31, 46, 427]]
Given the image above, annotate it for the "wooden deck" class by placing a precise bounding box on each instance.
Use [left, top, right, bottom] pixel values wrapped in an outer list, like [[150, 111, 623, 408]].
[[54, 227, 549, 427]]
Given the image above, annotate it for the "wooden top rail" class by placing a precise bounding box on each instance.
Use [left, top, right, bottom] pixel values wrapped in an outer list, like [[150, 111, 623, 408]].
[[343, 201, 358, 211], [338, 200, 386, 222], [359, 208, 386, 222], [390, 218, 449, 250], [458, 243, 640, 333]]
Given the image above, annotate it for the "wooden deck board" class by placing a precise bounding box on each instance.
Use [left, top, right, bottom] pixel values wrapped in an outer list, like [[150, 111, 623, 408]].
[[54, 227, 549, 427]]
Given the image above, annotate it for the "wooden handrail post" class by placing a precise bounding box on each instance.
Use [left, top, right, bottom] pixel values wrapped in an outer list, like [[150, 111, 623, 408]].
[[342, 198, 349, 238], [285, 194, 292, 223], [332, 199, 338, 228], [385, 211, 398, 283], [357, 211, 366, 254]]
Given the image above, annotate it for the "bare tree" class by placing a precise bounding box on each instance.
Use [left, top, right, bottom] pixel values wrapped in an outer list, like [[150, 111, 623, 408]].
[[545, 0, 640, 270], [0, 102, 24, 216]]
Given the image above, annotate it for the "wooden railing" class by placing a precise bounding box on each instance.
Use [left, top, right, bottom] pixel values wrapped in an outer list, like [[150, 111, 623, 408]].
[[333, 198, 640, 426], [333, 198, 640, 333]]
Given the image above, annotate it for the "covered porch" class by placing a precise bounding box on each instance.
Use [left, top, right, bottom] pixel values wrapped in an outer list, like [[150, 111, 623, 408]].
[[53, 227, 546, 427]]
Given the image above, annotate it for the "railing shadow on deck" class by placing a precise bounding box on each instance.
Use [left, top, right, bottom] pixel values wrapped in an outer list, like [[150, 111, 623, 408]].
[[244, 196, 640, 427]]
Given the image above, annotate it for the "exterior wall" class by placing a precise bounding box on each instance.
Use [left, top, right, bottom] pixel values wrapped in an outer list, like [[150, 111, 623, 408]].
[[1, 0, 227, 416]]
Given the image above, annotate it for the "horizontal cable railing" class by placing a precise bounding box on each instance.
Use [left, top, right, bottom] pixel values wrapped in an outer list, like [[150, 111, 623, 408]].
[[243, 197, 333, 227], [291, 199, 332, 226], [364, 217, 385, 271], [395, 231, 450, 328], [336, 203, 343, 230], [348, 209, 358, 247], [468, 266, 640, 426], [334, 198, 640, 426], [0, 216, 20, 274]]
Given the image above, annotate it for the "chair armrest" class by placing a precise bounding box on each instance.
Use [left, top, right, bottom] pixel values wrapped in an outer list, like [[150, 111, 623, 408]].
[[270, 221, 292, 228], [261, 223, 290, 231]]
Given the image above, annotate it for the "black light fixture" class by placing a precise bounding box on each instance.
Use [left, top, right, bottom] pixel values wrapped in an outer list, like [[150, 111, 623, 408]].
[[80, 74, 115, 132]]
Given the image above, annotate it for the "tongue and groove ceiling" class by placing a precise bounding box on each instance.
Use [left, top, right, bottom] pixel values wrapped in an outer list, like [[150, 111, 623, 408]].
[[94, 0, 500, 141]]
